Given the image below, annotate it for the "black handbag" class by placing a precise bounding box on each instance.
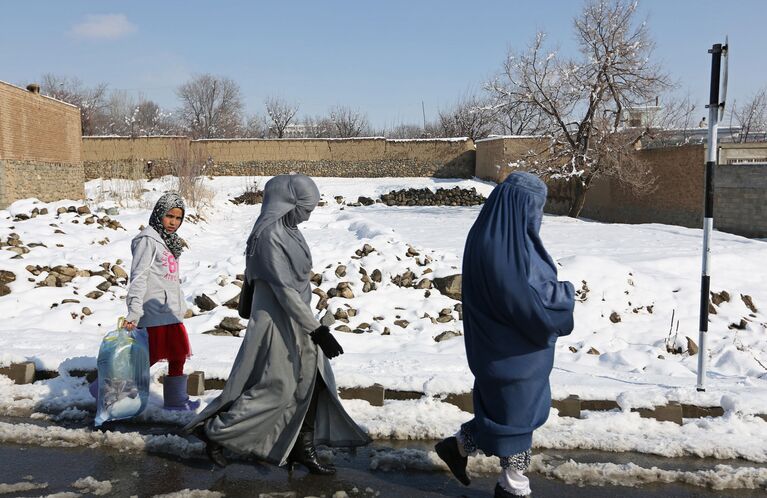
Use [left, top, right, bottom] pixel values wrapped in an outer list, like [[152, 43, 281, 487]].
[[237, 276, 254, 319]]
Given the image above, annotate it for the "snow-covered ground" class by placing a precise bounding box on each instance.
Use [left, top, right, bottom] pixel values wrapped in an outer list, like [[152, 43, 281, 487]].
[[1, 175, 766, 469]]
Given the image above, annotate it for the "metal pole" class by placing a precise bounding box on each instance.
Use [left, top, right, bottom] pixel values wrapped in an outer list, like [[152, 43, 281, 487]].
[[696, 43, 724, 392]]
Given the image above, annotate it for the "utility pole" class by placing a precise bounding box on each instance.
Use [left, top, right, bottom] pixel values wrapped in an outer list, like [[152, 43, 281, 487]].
[[696, 39, 728, 392]]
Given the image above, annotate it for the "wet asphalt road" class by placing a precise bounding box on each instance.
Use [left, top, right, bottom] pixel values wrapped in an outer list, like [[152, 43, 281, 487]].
[[2, 439, 766, 498]]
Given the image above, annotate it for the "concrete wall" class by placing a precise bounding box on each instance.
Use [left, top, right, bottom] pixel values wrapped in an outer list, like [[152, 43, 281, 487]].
[[715, 164, 767, 237], [0, 81, 84, 207], [82, 137, 476, 180]]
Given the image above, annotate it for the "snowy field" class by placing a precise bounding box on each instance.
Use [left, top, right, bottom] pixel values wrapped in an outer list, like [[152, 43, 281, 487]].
[[1, 175, 767, 476]]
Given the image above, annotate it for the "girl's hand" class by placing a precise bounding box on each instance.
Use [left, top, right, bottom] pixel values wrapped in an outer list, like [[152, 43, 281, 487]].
[[124, 321, 137, 331]]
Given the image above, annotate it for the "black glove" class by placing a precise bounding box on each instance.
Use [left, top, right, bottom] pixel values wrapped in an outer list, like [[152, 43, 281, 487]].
[[310, 325, 344, 359]]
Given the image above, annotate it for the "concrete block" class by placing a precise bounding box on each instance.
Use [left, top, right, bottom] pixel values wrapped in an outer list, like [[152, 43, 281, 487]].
[[384, 389, 424, 401], [681, 404, 724, 418], [552, 395, 581, 418], [339, 383, 385, 407], [187, 371, 205, 396], [636, 401, 683, 425], [0, 361, 35, 384], [444, 392, 473, 413], [204, 377, 227, 390], [580, 399, 620, 411]]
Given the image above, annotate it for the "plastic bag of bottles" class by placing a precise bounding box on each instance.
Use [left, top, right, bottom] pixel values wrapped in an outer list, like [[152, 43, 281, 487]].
[[94, 319, 150, 427]]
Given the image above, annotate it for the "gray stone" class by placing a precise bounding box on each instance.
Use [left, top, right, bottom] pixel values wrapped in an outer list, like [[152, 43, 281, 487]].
[[219, 317, 246, 332], [371, 269, 382, 283], [86, 290, 104, 300], [96, 280, 111, 292], [434, 330, 461, 342], [0, 270, 16, 284], [194, 294, 218, 312], [111, 265, 128, 280], [320, 311, 336, 327], [82, 307, 92, 316], [335, 325, 353, 333], [335, 265, 347, 277], [432, 274, 462, 300], [686, 336, 699, 355]]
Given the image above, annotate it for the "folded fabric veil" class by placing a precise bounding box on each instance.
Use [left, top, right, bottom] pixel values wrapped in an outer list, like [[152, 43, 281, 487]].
[[244, 175, 321, 294], [462, 172, 574, 347]]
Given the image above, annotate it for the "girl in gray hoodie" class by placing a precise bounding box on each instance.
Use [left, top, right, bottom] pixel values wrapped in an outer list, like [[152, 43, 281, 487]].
[[122, 192, 199, 411]]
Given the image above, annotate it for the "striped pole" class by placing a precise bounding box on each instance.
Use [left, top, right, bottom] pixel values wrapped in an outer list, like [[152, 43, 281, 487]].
[[696, 43, 726, 392]]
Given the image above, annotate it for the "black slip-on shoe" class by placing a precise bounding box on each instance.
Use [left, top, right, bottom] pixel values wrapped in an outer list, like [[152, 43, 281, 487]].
[[434, 436, 470, 486]]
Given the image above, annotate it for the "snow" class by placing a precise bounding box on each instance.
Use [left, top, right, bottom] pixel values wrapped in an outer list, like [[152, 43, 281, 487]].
[[71, 477, 112, 496], [1, 175, 766, 468]]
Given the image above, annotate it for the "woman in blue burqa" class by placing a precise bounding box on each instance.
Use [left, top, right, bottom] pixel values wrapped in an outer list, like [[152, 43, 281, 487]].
[[185, 174, 370, 474], [435, 172, 575, 497]]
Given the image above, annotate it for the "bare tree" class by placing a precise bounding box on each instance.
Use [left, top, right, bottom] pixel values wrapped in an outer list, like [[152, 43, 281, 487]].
[[243, 114, 270, 138], [265, 97, 299, 138], [729, 88, 767, 143], [132, 99, 177, 136], [488, 99, 550, 136], [329, 105, 370, 137], [301, 115, 333, 138], [487, 0, 671, 217], [41, 74, 109, 135], [176, 74, 243, 139], [437, 95, 495, 140]]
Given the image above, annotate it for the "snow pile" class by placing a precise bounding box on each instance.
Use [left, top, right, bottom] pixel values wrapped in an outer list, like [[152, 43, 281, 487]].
[[0, 175, 766, 459], [71, 477, 112, 496]]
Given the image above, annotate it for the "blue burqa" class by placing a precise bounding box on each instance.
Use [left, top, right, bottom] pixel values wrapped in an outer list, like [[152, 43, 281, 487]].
[[462, 172, 575, 456]]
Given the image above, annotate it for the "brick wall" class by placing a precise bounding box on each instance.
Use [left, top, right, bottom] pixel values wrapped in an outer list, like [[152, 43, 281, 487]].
[[0, 81, 83, 207], [82, 137, 476, 179]]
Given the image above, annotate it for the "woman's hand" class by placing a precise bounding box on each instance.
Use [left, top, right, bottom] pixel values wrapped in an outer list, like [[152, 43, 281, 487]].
[[124, 321, 137, 331], [310, 326, 344, 359]]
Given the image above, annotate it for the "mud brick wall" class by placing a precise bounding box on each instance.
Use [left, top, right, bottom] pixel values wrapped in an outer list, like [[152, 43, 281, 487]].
[[82, 137, 476, 179]]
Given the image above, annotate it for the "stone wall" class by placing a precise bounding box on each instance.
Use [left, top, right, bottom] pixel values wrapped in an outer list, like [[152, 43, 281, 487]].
[[82, 137, 476, 180], [0, 81, 83, 207]]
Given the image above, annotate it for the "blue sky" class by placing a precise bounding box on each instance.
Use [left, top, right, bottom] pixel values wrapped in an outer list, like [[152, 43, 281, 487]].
[[1, 1, 765, 129]]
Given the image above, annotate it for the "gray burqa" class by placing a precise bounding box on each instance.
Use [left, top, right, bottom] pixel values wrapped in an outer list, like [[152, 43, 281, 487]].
[[184, 174, 370, 464]]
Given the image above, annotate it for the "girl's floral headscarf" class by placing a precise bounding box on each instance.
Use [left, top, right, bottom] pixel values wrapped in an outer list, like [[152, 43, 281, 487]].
[[148, 192, 185, 258]]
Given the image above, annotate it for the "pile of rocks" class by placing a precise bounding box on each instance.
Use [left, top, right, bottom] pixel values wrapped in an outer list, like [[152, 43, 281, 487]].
[[230, 189, 264, 205], [1, 233, 30, 258], [380, 187, 485, 207], [12, 207, 49, 222], [0, 270, 15, 296], [27, 262, 127, 296], [203, 317, 247, 337]]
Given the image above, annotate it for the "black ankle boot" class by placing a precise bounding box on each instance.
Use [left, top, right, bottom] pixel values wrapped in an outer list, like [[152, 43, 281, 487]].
[[286, 431, 335, 475], [193, 426, 228, 468], [435, 436, 470, 485]]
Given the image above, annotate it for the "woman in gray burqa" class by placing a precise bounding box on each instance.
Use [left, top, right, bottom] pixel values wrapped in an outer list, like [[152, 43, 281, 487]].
[[185, 174, 370, 474]]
